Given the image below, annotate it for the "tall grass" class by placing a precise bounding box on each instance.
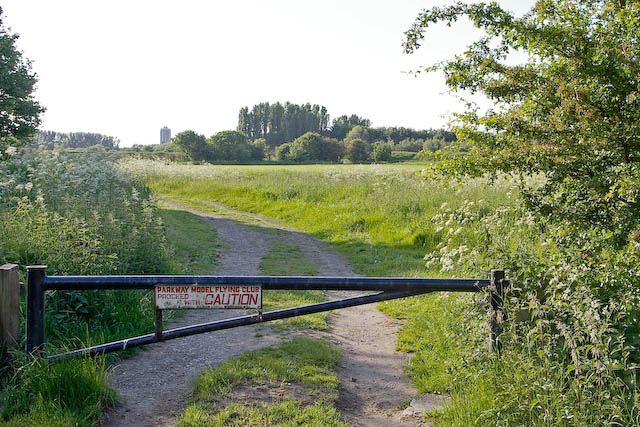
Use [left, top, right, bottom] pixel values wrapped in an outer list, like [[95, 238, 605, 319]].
[[127, 160, 515, 277], [129, 159, 640, 425], [0, 152, 173, 425]]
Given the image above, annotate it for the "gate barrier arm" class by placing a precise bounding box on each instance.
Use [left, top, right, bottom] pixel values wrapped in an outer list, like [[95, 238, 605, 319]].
[[25, 266, 509, 360]]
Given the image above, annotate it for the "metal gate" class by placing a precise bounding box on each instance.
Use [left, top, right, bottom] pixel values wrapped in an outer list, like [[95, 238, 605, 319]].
[[25, 266, 509, 360]]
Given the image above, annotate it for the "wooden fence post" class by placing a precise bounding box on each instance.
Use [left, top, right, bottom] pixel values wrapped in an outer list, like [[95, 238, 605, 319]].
[[0, 264, 20, 347]]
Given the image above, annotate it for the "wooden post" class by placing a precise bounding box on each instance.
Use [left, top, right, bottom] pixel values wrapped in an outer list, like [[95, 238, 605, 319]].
[[490, 269, 505, 353], [0, 264, 20, 347], [26, 265, 47, 356]]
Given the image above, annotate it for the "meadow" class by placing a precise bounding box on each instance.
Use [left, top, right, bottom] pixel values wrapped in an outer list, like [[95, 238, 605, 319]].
[[127, 160, 516, 278], [127, 160, 521, 423], [129, 159, 640, 425], [1, 153, 636, 426]]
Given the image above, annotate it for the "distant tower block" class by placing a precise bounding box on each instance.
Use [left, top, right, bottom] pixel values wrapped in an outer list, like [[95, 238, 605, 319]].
[[160, 126, 171, 143]]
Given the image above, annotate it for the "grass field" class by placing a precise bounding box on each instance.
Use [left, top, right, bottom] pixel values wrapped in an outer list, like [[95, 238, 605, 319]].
[[126, 160, 519, 424], [128, 160, 516, 278]]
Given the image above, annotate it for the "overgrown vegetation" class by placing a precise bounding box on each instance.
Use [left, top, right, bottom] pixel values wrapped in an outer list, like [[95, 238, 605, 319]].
[[179, 337, 346, 426], [0, 151, 173, 425], [400, 0, 640, 423], [136, 148, 640, 424]]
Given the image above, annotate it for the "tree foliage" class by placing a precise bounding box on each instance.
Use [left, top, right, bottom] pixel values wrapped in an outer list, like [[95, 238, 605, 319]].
[[407, 2, 640, 422], [0, 7, 44, 154], [276, 132, 342, 162], [406, 0, 640, 237], [237, 102, 330, 146], [371, 141, 392, 162], [345, 138, 370, 163], [328, 114, 371, 140], [172, 131, 209, 162], [36, 131, 120, 150], [208, 130, 260, 162]]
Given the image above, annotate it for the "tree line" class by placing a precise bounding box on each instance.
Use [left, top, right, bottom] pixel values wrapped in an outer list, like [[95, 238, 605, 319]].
[[35, 131, 120, 150], [171, 103, 459, 163], [237, 102, 330, 146], [237, 101, 456, 146]]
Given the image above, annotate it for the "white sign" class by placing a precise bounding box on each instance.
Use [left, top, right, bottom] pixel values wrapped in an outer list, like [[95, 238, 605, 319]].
[[155, 285, 262, 309]]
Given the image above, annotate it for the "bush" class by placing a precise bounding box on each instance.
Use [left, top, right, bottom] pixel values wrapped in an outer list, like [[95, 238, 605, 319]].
[[344, 138, 370, 163], [250, 138, 267, 160], [275, 132, 342, 162], [275, 143, 291, 161], [424, 199, 640, 424], [370, 141, 392, 162]]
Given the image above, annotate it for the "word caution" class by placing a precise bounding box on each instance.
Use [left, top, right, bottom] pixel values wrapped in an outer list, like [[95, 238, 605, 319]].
[[155, 285, 262, 309]]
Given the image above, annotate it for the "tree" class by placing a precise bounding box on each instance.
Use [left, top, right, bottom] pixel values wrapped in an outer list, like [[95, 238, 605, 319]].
[[405, 0, 640, 237], [173, 131, 209, 162], [329, 115, 371, 140], [237, 102, 330, 145], [345, 125, 371, 143], [208, 130, 254, 161], [345, 138, 370, 163], [36, 131, 119, 150], [0, 7, 44, 152], [371, 141, 392, 162]]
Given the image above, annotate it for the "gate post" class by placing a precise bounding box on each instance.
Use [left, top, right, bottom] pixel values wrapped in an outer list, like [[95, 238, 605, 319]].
[[26, 265, 47, 356], [490, 269, 505, 353], [0, 264, 20, 347]]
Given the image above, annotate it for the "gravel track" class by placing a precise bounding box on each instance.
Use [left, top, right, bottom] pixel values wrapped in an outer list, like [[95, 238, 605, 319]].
[[101, 201, 424, 426]]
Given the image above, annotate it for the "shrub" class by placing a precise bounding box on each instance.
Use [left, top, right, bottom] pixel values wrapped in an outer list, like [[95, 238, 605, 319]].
[[370, 141, 392, 162], [344, 138, 370, 163], [275, 132, 341, 162]]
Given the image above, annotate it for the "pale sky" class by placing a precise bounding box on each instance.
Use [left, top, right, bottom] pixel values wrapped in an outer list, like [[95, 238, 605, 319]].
[[2, 1, 535, 146]]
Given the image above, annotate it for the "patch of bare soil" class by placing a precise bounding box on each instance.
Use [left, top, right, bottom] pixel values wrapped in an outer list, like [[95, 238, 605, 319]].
[[102, 201, 428, 426]]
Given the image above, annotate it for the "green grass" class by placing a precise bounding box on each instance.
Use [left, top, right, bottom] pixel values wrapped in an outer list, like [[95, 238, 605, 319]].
[[128, 160, 515, 278], [259, 241, 319, 276], [260, 241, 329, 331], [1, 355, 117, 426], [180, 399, 347, 427], [158, 206, 223, 274], [126, 160, 520, 424], [179, 337, 345, 426]]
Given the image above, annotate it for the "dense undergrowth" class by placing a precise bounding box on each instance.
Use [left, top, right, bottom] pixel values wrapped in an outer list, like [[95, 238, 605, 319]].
[[0, 152, 173, 425], [134, 159, 640, 425]]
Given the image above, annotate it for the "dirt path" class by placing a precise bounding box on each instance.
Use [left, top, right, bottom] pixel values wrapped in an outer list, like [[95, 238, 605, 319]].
[[102, 201, 425, 426]]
